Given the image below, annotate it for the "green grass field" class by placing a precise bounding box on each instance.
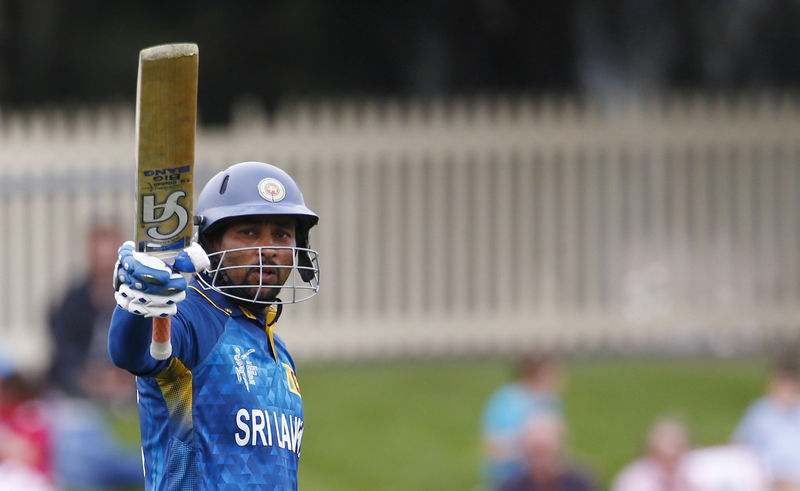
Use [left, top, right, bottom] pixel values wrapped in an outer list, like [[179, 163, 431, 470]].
[[109, 356, 769, 490], [295, 357, 768, 490]]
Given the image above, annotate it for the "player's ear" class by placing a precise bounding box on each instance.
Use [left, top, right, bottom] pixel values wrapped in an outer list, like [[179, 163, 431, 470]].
[[197, 217, 225, 253]]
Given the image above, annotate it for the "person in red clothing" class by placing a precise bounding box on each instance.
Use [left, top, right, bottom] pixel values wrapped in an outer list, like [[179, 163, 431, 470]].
[[0, 360, 53, 482]]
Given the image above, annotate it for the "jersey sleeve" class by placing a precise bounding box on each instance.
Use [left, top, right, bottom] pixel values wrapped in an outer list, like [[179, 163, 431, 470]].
[[108, 306, 196, 377]]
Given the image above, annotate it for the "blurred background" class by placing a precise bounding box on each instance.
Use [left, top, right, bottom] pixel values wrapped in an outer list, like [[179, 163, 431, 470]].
[[1, 1, 800, 490]]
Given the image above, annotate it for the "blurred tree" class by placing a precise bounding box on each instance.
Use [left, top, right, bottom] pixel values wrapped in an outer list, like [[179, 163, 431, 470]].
[[2, 0, 800, 124], [0, 0, 578, 123]]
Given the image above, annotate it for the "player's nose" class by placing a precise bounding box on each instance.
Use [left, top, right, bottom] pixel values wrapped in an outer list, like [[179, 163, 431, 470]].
[[258, 242, 279, 260]]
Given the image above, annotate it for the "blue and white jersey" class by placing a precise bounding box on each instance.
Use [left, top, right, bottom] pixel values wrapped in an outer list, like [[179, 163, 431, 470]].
[[110, 279, 303, 490]]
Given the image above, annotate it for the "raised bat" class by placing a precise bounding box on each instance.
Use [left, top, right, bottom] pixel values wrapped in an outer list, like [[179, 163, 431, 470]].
[[135, 43, 198, 360]]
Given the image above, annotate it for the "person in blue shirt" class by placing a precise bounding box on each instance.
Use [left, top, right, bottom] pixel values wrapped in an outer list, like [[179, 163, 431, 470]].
[[108, 161, 320, 490], [481, 353, 564, 489], [733, 354, 800, 488]]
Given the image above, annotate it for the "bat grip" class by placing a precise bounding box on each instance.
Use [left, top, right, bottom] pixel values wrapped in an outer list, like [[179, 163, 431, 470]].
[[150, 317, 173, 360]]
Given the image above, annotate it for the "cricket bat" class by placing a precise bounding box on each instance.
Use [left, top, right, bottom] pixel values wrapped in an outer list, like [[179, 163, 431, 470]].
[[135, 43, 198, 360]]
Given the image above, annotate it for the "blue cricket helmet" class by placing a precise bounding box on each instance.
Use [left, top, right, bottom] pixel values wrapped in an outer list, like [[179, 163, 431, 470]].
[[195, 161, 320, 293], [196, 161, 318, 234]]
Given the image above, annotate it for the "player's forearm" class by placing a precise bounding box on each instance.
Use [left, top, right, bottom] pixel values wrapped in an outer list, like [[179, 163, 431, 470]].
[[108, 306, 160, 372]]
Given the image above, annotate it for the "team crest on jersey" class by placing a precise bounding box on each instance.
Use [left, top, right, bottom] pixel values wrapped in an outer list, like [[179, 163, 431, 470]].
[[282, 363, 301, 396], [233, 345, 259, 392], [258, 178, 286, 202]]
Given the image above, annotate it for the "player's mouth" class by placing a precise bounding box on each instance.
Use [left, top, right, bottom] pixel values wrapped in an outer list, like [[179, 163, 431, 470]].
[[250, 266, 279, 284]]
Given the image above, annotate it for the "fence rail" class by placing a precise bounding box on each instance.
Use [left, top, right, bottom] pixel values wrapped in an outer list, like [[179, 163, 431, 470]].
[[2, 93, 799, 370]]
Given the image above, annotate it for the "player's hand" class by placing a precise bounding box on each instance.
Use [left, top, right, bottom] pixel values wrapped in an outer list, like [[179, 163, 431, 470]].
[[113, 241, 187, 318], [173, 242, 211, 274]]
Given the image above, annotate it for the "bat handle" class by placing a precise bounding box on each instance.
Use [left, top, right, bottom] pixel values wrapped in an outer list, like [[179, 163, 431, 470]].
[[150, 317, 173, 360]]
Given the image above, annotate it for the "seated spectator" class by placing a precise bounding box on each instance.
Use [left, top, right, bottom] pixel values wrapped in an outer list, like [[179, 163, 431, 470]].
[[500, 412, 596, 491], [733, 354, 800, 488], [0, 346, 54, 488], [0, 342, 143, 490], [481, 352, 564, 488], [611, 416, 693, 491], [681, 443, 768, 491], [0, 461, 55, 491], [45, 396, 144, 489], [47, 224, 135, 402], [40, 224, 145, 489]]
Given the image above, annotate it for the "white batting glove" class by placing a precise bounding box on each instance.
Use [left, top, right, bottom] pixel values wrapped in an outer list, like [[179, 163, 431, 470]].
[[115, 284, 186, 318], [113, 241, 188, 318]]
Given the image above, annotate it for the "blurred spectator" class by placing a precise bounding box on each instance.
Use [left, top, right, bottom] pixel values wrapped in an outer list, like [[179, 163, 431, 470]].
[[0, 461, 55, 491], [0, 346, 55, 490], [481, 352, 564, 488], [45, 396, 144, 489], [499, 412, 595, 491], [41, 224, 144, 489], [681, 443, 768, 491], [47, 224, 135, 402], [733, 354, 800, 488], [611, 416, 693, 491], [0, 340, 143, 490]]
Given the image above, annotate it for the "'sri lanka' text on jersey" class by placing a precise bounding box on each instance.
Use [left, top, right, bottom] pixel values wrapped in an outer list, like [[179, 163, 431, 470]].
[[234, 408, 303, 454]]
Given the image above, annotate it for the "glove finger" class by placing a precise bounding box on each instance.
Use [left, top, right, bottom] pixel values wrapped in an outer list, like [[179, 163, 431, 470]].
[[116, 295, 178, 318], [116, 268, 187, 295], [116, 258, 186, 296], [117, 241, 135, 257], [116, 284, 182, 316], [116, 268, 145, 291], [116, 285, 148, 316], [161, 273, 188, 295], [118, 250, 172, 285], [114, 290, 133, 310], [174, 243, 211, 273], [132, 290, 186, 307], [140, 304, 178, 318]]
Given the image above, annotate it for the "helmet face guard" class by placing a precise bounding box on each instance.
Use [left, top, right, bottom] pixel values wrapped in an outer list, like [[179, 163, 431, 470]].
[[196, 245, 319, 305], [195, 161, 320, 305]]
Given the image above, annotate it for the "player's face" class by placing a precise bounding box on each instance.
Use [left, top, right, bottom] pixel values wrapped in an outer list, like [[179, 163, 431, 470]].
[[213, 215, 296, 303]]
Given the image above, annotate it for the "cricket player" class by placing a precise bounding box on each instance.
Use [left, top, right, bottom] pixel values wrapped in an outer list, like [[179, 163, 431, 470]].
[[108, 161, 319, 490]]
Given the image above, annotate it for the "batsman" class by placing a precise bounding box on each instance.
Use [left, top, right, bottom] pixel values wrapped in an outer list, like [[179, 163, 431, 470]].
[[109, 44, 320, 491]]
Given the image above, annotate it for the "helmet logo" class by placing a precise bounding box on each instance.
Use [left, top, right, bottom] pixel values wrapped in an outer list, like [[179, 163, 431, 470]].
[[258, 178, 286, 202]]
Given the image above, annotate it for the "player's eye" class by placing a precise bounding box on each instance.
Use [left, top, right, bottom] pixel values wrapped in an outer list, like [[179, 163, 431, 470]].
[[236, 227, 258, 237]]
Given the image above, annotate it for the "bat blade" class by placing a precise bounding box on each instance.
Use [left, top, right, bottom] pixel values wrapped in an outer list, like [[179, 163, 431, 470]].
[[135, 43, 198, 261], [134, 43, 198, 360]]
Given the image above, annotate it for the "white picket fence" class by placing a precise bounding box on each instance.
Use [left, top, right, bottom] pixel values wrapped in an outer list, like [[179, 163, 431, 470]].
[[1, 93, 799, 370]]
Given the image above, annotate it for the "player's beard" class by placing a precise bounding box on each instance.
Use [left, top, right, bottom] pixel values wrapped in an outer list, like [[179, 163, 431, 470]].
[[207, 249, 293, 309], [237, 262, 287, 304]]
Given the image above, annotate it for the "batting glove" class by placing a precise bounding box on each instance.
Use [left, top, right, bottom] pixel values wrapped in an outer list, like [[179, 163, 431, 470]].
[[113, 241, 187, 318]]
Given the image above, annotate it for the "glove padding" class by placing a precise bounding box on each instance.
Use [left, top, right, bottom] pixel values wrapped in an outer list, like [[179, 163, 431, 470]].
[[115, 284, 185, 318], [114, 241, 187, 318]]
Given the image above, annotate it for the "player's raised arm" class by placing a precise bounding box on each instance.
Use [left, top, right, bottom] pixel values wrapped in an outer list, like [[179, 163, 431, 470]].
[[107, 241, 198, 372], [108, 306, 160, 373]]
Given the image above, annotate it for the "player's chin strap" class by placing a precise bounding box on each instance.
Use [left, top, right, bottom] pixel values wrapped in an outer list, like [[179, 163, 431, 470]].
[[267, 303, 283, 327]]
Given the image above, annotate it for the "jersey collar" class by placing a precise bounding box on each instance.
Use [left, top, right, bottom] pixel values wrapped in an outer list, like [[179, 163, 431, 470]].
[[189, 277, 278, 325], [189, 278, 281, 362]]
